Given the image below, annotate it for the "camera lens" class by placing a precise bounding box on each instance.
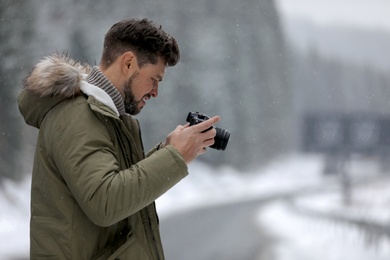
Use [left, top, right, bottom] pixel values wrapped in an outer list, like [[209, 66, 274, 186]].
[[211, 127, 230, 151]]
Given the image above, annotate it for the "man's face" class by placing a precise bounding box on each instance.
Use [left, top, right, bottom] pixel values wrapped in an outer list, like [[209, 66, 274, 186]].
[[123, 58, 166, 115]]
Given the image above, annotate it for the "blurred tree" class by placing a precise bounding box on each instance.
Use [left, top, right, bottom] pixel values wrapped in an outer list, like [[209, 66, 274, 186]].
[[10, 0, 390, 175], [140, 0, 293, 170], [69, 28, 92, 63], [0, 0, 36, 181]]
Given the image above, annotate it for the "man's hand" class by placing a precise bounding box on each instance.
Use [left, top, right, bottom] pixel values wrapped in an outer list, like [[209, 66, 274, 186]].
[[164, 116, 221, 164]]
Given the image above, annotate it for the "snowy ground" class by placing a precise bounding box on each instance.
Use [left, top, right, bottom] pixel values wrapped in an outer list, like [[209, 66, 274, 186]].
[[0, 177, 30, 259], [1, 154, 390, 259]]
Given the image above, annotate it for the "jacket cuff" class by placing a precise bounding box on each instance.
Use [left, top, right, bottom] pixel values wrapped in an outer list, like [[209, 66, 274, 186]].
[[164, 145, 188, 176], [145, 142, 164, 157]]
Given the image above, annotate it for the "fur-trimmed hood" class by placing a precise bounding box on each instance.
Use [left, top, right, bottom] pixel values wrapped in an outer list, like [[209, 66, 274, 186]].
[[24, 53, 91, 98], [18, 54, 119, 129]]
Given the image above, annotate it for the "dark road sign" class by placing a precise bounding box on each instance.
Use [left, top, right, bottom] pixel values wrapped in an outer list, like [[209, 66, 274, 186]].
[[302, 114, 390, 154]]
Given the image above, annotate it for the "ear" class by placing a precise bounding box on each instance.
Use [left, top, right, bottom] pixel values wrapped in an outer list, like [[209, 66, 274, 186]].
[[121, 51, 138, 76]]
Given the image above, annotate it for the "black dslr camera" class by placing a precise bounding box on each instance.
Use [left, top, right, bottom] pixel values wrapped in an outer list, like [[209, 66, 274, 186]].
[[186, 112, 230, 151]]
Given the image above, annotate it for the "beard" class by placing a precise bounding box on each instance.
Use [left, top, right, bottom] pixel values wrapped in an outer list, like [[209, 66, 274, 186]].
[[123, 73, 142, 115]]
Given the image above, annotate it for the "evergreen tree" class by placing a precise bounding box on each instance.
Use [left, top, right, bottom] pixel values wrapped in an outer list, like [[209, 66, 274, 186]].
[[0, 0, 36, 181]]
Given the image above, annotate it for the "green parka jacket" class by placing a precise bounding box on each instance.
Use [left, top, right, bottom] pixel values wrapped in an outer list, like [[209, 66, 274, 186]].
[[17, 55, 188, 260]]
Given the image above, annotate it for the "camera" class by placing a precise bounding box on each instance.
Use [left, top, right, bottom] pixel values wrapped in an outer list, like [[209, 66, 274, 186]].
[[186, 111, 230, 151]]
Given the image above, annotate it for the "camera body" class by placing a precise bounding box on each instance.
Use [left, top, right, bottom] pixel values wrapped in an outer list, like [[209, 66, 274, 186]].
[[186, 112, 230, 151]]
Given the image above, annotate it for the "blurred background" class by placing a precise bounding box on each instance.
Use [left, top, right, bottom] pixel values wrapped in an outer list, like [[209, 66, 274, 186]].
[[1, 0, 390, 259]]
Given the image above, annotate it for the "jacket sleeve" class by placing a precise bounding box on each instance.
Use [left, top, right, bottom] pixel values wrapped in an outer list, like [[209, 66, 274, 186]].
[[145, 142, 164, 157], [47, 100, 188, 227]]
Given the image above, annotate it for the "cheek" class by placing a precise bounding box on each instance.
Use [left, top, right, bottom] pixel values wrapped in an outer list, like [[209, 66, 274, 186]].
[[139, 80, 154, 94], [133, 82, 152, 99]]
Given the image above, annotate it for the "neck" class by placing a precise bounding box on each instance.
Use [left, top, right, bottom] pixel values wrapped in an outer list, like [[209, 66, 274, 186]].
[[99, 64, 125, 97]]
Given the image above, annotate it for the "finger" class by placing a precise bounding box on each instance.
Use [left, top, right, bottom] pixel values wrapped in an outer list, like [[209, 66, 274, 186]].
[[175, 123, 189, 131], [203, 137, 216, 147], [191, 116, 221, 132], [202, 128, 217, 140]]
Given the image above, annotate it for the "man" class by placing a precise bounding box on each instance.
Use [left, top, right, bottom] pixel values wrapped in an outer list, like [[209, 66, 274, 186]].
[[18, 18, 220, 259]]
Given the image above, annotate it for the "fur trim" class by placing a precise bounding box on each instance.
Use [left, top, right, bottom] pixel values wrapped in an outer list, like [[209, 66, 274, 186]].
[[23, 53, 92, 98]]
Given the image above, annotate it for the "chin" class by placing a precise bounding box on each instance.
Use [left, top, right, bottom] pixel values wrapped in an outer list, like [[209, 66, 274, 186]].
[[133, 107, 143, 116]]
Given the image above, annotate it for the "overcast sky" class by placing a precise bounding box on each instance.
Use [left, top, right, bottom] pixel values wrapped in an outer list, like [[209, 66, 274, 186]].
[[275, 0, 390, 32]]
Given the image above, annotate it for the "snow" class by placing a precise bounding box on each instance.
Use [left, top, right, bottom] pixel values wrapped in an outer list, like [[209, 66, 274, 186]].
[[258, 202, 390, 260], [156, 154, 327, 218], [3, 154, 390, 259], [0, 177, 30, 259], [256, 156, 390, 260]]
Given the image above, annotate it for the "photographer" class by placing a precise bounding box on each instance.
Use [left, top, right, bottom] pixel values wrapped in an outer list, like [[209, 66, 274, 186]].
[[18, 18, 220, 259]]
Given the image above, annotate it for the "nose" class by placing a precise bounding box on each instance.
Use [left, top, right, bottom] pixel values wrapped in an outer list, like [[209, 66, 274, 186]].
[[150, 85, 158, 98]]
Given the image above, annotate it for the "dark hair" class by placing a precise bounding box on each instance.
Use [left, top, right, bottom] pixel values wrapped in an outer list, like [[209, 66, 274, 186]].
[[100, 18, 180, 69]]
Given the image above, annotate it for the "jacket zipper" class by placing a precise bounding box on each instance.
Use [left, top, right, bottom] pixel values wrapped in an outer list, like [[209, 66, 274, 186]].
[[144, 208, 160, 260], [136, 120, 161, 260]]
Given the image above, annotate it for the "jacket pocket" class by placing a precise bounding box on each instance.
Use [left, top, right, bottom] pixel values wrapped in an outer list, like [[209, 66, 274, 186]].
[[107, 234, 150, 260]]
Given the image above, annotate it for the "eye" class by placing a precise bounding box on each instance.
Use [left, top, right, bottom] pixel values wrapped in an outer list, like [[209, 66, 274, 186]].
[[152, 78, 159, 87]]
